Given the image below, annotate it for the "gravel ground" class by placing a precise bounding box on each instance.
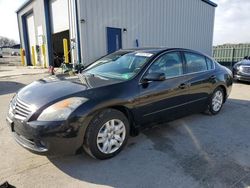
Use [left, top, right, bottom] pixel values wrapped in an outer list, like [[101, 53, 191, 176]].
[[0, 73, 250, 188]]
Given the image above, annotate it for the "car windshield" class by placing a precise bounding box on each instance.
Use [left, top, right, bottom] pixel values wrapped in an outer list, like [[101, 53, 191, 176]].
[[84, 52, 154, 80]]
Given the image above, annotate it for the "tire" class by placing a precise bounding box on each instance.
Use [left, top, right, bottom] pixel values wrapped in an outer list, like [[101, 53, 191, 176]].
[[207, 87, 225, 115], [83, 108, 130, 160], [233, 75, 238, 83]]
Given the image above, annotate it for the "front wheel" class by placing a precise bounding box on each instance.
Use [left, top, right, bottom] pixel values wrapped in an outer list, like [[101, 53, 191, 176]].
[[207, 87, 225, 115], [83, 109, 129, 160]]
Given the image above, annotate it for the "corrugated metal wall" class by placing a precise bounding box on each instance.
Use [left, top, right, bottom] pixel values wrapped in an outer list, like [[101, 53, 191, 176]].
[[78, 0, 215, 64]]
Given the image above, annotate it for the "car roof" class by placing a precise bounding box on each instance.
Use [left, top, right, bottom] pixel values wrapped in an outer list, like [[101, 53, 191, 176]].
[[118, 47, 209, 57], [119, 47, 165, 54]]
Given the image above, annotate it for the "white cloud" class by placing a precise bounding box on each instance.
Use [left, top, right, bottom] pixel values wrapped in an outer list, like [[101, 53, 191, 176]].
[[0, 0, 25, 42], [213, 0, 250, 45]]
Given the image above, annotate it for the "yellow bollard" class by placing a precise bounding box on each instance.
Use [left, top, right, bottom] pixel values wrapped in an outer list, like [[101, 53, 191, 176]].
[[31, 46, 36, 66], [41, 44, 46, 68], [20, 48, 25, 66], [63, 38, 69, 64]]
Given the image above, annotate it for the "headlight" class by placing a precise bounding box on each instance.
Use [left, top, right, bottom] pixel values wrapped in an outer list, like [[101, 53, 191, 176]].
[[234, 64, 241, 70], [37, 97, 88, 121]]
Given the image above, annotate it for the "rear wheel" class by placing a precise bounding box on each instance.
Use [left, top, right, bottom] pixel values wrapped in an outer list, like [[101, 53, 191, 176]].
[[208, 87, 224, 115], [83, 109, 129, 160]]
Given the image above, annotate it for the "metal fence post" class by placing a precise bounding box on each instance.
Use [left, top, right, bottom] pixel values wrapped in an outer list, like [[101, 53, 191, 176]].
[[63, 39, 69, 64], [31, 46, 36, 66], [20, 48, 25, 66], [230, 48, 235, 69], [41, 44, 46, 68]]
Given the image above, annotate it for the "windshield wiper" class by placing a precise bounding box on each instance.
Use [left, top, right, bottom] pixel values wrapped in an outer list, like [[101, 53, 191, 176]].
[[81, 72, 95, 77]]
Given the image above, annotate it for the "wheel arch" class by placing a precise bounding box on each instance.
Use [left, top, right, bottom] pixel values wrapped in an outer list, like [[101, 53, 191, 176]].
[[78, 104, 138, 150], [109, 105, 139, 136]]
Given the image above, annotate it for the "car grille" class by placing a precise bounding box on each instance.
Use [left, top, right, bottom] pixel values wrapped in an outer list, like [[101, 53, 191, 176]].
[[241, 66, 250, 74], [10, 97, 33, 120]]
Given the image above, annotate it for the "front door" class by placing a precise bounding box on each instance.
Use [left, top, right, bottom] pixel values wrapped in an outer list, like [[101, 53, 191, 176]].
[[136, 51, 190, 125], [107, 27, 122, 54]]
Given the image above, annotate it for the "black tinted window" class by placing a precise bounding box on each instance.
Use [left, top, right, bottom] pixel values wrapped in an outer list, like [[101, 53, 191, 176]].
[[184, 53, 208, 73], [206, 57, 215, 70], [148, 52, 183, 78]]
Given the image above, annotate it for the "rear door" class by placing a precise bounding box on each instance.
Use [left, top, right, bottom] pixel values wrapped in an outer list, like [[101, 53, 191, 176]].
[[136, 51, 190, 125], [182, 51, 216, 113]]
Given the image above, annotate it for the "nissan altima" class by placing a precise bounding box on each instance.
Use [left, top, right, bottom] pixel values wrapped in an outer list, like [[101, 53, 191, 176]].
[[6, 48, 233, 159]]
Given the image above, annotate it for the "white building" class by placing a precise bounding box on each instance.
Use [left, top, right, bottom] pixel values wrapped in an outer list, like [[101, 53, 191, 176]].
[[17, 0, 217, 67]]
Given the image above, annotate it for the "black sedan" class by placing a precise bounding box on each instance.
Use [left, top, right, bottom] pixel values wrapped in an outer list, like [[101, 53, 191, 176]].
[[233, 59, 250, 82], [6, 48, 233, 159]]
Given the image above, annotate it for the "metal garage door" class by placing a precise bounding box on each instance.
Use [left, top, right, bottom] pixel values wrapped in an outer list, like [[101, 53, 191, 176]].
[[26, 14, 36, 65], [49, 0, 69, 34]]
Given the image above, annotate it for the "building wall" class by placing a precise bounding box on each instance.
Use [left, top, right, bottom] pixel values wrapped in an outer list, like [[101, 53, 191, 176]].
[[78, 0, 215, 64], [17, 0, 215, 66], [17, 0, 79, 67], [17, 0, 49, 66]]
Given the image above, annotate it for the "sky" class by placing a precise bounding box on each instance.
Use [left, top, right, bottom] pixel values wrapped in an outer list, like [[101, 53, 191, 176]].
[[213, 0, 250, 45], [0, 0, 24, 42], [0, 0, 249, 45]]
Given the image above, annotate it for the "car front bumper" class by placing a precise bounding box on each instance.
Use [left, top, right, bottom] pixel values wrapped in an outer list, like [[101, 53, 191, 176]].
[[234, 73, 250, 82], [6, 115, 85, 155]]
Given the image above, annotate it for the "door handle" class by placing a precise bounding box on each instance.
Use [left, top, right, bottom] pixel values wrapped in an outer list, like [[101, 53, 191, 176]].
[[179, 83, 189, 89], [209, 75, 216, 80]]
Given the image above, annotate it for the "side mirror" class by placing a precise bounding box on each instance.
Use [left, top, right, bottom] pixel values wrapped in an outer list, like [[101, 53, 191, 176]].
[[142, 72, 165, 83]]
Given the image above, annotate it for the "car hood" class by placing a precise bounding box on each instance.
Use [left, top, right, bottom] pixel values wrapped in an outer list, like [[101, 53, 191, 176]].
[[17, 74, 122, 108], [235, 60, 250, 66]]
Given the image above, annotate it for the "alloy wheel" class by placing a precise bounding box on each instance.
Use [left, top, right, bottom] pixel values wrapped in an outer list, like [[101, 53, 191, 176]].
[[212, 90, 223, 112], [97, 119, 126, 154]]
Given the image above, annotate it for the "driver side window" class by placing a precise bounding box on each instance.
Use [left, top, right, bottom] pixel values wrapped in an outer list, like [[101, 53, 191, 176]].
[[148, 52, 183, 78]]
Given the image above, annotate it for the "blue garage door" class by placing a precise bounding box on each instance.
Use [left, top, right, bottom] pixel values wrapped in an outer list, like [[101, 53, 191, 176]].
[[107, 27, 122, 54]]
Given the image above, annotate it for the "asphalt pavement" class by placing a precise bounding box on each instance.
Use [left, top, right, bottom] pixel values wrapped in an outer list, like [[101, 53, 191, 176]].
[[0, 73, 250, 188]]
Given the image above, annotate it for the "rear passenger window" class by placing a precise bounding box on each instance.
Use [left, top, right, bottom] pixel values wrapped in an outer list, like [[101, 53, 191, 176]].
[[206, 57, 215, 70], [184, 53, 208, 73]]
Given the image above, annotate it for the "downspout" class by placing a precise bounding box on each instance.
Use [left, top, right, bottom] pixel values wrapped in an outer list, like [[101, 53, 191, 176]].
[[75, 0, 82, 65], [44, 0, 53, 66]]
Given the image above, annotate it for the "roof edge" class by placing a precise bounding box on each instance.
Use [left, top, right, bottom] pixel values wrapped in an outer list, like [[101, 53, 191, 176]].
[[16, 0, 33, 13], [201, 0, 218, 7], [15, 0, 217, 14], [16, 0, 218, 13]]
